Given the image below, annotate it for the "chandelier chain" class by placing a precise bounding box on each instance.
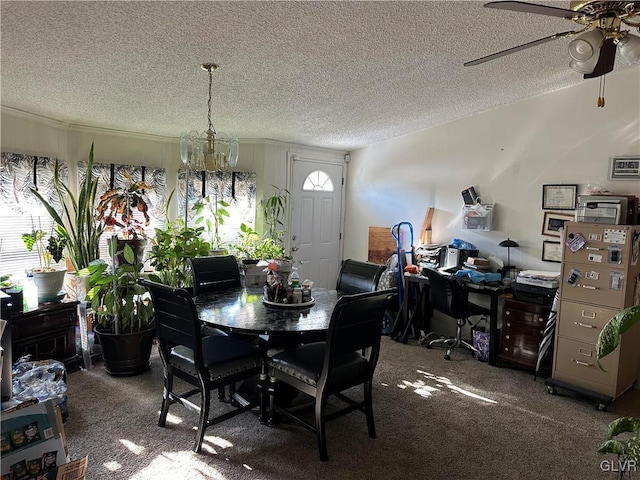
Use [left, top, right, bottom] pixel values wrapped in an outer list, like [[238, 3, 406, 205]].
[[207, 67, 216, 135]]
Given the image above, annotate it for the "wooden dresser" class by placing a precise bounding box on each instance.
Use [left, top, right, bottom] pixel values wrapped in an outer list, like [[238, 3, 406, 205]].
[[11, 301, 81, 373], [547, 222, 640, 408], [497, 298, 550, 371]]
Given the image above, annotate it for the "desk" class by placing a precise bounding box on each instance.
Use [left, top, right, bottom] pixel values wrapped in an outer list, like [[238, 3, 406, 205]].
[[195, 287, 339, 336], [398, 273, 509, 366]]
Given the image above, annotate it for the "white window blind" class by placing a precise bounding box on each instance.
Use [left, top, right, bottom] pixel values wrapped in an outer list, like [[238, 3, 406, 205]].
[[0, 153, 63, 281]]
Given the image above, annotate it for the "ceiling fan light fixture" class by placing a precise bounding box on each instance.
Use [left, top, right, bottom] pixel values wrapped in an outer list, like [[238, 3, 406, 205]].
[[568, 28, 604, 61], [617, 32, 640, 64]]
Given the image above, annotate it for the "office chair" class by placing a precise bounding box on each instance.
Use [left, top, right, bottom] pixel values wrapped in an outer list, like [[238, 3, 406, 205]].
[[138, 279, 264, 453], [267, 289, 394, 461], [188, 255, 242, 297], [419, 268, 489, 360], [335, 259, 386, 294]]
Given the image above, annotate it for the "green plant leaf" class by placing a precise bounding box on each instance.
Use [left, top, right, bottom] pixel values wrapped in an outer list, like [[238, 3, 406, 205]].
[[596, 306, 640, 370]]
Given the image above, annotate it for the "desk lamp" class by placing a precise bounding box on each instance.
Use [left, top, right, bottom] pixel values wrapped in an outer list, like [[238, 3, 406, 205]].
[[499, 238, 519, 279]]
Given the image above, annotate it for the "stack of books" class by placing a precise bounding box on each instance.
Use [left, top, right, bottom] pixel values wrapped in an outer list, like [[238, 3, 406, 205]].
[[463, 257, 491, 272]]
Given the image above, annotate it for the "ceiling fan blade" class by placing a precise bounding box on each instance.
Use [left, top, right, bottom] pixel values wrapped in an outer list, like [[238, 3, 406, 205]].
[[464, 30, 577, 66], [485, 1, 580, 19], [584, 38, 616, 78]]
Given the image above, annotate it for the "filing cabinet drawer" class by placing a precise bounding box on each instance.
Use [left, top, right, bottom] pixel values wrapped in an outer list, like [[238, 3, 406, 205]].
[[557, 301, 618, 344], [499, 334, 541, 368], [503, 302, 548, 331], [553, 337, 617, 391], [560, 263, 625, 308], [563, 224, 633, 265]]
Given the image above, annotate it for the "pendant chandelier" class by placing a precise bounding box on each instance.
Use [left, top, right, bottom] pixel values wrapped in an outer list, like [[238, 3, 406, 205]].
[[180, 63, 238, 172]]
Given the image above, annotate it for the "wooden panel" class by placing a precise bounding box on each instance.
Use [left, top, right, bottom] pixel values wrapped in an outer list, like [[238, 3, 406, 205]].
[[368, 226, 396, 264]]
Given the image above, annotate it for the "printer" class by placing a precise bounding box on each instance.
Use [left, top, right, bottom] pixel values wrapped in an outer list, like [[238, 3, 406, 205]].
[[515, 270, 559, 306], [576, 194, 639, 225]]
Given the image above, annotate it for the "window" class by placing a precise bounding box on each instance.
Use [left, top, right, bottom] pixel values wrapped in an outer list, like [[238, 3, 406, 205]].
[[302, 170, 334, 192], [177, 169, 257, 250], [0, 153, 62, 280]]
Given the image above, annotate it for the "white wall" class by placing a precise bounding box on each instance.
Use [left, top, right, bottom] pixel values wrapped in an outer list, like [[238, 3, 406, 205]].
[[344, 66, 640, 272]]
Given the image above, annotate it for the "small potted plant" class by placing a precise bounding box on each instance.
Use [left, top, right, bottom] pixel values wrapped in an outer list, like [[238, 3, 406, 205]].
[[21, 227, 67, 303], [86, 237, 154, 376], [95, 171, 152, 265]]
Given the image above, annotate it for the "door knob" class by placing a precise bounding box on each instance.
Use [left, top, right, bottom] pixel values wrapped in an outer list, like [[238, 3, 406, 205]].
[[292, 246, 299, 252]]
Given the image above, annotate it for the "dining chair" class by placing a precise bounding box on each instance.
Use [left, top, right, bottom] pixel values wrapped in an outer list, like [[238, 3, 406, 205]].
[[138, 278, 265, 453], [189, 255, 242, 297], [418, 268, 490, 360], [335, 259, 386, 294], [267, 289, 395, 461]]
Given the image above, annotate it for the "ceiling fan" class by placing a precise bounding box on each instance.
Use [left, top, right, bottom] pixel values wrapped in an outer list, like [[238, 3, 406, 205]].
[[464, 1, 640, 80]]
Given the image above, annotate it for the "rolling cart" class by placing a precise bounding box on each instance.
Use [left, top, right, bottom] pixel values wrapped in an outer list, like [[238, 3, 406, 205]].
[[388, 222, 419, 343]]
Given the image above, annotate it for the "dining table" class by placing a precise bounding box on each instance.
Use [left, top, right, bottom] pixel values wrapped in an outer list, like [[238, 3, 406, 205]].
[[194, 286, 340, 337], [193, 286, 341, 418]]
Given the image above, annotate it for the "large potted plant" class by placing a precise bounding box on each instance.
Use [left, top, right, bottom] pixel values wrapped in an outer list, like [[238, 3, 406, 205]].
[[148, 191, 211, 289], [86, 238, 154, 376], [21, 227, 67, 303], [95, 171, 152, 265], [30, 144, 104, 300], [596, 306, 640, 473], [30, 143, 104, 272]]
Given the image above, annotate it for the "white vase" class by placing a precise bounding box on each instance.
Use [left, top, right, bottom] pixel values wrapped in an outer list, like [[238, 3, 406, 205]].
[[32, 269, 67, 303]]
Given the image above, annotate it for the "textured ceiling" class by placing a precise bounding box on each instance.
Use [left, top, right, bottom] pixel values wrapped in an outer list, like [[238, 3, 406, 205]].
[[1, 1, 638, 151]]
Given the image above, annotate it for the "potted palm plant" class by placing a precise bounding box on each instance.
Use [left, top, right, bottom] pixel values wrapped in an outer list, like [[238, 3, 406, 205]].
[[596, 306, 640, 473], [86, 237, 154, 376], [21, 227, 67, 303]]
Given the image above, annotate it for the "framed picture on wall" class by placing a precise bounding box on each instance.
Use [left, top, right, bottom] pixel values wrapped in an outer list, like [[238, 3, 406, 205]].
[[542, 211, 575, 237], [542, 184, 578, 210], [542, 240, 562, 262]]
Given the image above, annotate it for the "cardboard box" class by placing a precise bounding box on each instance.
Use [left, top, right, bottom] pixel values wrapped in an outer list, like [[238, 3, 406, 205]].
[[1, 399, 86, 480]]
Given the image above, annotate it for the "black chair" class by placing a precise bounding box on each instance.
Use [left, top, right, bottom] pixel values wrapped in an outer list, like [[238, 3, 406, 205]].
[[267, 289, 394, 461], [335, 259, 386, 294], [419, 268, 489, 360], [138, 278, 264, 453], [189, 255, 242, 297]]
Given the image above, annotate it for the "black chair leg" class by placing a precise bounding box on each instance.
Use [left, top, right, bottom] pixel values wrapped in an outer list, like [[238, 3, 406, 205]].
[[315, 394, 329, 461], [195, 384, 210, 453], [364, 382, 376, 438], [267, 376, 277, 427], [158, 371, 173, 427]]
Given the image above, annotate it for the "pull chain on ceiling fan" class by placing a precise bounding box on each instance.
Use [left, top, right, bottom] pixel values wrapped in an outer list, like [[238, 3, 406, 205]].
[[464, 1, 640, 106]]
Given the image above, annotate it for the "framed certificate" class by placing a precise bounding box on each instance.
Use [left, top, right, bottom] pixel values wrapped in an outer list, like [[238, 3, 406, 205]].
[[542, 184, 578, 210], [542, 240, 562, 263]]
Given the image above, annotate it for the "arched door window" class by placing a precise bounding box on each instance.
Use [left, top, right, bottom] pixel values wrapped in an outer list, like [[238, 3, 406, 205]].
[[302, 170, 334, 192]]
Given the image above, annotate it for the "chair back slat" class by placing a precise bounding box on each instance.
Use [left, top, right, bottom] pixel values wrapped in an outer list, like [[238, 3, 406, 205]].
[[189, 255, 241, 296]]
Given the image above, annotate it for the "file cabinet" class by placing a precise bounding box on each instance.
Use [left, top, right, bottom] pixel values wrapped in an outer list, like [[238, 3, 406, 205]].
[[548, 222, 640, 405]]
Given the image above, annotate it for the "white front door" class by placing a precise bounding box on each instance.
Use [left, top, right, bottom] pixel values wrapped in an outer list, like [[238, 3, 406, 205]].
[[289, 159, 343, 289]]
